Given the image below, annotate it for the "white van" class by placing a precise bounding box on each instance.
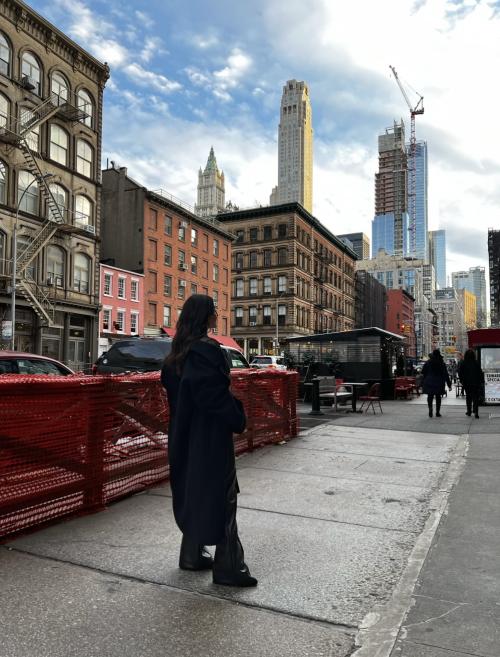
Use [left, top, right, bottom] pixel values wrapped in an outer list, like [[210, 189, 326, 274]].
[[250, 355, 287, 371]]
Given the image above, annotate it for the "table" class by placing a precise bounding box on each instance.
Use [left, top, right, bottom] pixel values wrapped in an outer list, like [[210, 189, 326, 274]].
[[341, 382, 369, 413]]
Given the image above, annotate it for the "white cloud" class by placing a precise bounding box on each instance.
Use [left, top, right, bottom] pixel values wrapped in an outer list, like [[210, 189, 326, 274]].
[[192, 34, 219, 49], [124, 63, 182, 93], [134, 10, 154, 29], [140, 37, 168, 63]]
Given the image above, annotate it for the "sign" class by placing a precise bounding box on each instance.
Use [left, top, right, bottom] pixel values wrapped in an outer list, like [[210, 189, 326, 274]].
[[484, 372, 500, 404], [1, 320, 12, 339]]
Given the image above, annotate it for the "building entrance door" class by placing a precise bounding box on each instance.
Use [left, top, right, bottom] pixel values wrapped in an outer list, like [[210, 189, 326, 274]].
[[68, 338, 85, 372]]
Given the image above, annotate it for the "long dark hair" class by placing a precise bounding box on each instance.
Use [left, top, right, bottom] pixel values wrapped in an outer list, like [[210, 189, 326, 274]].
[[429, 348, 444, 373], [464, 349, 476, 363], [165, 294, 216, 374]]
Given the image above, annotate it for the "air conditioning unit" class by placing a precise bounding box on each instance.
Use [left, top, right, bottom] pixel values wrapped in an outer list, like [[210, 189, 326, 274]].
[[249, 321, 257, 327], [179, 220, 188, 228], [178, 263, 188, 271], [179, 280, 186, 287], [46, 276, 54, 286], [82, 224, 95, 235], [21, 75, 36, 91]]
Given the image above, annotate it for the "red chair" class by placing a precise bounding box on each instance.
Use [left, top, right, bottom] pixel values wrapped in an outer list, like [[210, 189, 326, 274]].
[[359, 383, 383, 414]]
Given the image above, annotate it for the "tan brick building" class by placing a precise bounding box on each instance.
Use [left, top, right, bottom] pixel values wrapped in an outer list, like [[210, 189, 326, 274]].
[[101, 166, 233, 338], [0, 0, 108, 369], [218, 203, 356, 357]]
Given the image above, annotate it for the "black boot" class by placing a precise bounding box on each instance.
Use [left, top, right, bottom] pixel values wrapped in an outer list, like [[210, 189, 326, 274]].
[[179, 535, 213, 571], [428, 397, 433, 418], [213, 474, 257, 588], [436, 396, 442, 417]]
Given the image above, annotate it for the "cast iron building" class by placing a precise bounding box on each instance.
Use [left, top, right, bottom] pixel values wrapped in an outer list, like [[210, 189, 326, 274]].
[[217, 203, 356, 358], [354, 270, 386, 330], [0, 0, 108, 368], [489, 229, 500, 326], [338, 232, 370, 260]]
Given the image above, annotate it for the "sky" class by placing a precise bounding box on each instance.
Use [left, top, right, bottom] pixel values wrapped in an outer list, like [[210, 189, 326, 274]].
[[30, 0, 500, 280]]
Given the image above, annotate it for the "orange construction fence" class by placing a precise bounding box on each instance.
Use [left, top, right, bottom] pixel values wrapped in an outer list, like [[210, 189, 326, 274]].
[[0, 369, 298, 541]]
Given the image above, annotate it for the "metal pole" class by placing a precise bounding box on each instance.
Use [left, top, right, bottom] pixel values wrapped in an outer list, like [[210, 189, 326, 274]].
[[276, 296, 279, 354]]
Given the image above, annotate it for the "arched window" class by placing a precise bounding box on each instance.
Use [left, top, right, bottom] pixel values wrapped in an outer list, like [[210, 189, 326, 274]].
[[18, 170, 38, 214], [77, 89, 93, 128], [51, 71, 69, 103], [0, 159, 6, 204], [76, 139, 93, 177], [48, 183, 68, 222], [74, 253, 90, 293], [21, 52, 42, 95], [17, 235, 35, 279], [49, 124, 69, 165], [0, 92, 8, 128], [0, 33, 10, 77], [75, 195, 93, 228], [47, 245, 65, 287]]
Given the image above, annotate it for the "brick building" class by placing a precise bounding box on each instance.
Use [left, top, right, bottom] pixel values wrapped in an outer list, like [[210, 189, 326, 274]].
[[0, 0, 108, 369], [101, 166, 233, 337], [386, 288, 416, 358], [217, 203, 356, 357]]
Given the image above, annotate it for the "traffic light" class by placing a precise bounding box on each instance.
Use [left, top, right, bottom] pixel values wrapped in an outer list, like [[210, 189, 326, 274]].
[[400, 323, 406, 332]]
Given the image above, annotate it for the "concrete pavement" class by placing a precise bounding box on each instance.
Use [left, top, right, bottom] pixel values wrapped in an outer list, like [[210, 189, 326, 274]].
[[1, 394, 499, 657]]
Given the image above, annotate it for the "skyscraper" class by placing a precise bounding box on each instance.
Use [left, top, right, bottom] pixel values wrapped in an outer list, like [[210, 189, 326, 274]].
[[407, 141, 428, 260], [372, 120, 408, 257], [337, 232, 370, 260], [195, 147, 225, 217], [489, 229, 500, 326], [429, 230, 446, 289], [270, 80, 313, 213], [451, 266, 487, 327]]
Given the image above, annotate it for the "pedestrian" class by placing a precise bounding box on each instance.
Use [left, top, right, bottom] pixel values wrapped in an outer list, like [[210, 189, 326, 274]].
[[161, 294, 257, 587], [458, 349, 484, 419], [422, 349, 452, 418]]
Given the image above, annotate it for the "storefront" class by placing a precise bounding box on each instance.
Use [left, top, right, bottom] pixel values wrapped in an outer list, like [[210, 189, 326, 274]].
[[468, 328, 500, 405]]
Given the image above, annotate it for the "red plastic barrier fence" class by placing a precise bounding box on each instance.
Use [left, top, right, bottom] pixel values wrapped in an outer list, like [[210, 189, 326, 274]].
[[0, 369, 298, 540]]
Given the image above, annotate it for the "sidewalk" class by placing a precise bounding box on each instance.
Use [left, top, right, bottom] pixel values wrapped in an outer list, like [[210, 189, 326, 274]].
[[1, 395, 499, 657]]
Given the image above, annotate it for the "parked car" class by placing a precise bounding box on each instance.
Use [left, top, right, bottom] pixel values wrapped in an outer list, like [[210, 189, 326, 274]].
[[250, 355, 287, 371], [94, 337, 250, 374], [0, 351, 75, 376]]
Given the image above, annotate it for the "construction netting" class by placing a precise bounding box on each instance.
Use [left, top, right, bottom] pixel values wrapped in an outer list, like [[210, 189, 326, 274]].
[[0, 369, 298, 540]]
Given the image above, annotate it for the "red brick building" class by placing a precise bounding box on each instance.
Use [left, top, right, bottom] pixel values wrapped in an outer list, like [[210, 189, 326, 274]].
[[386, 288, 416, 358], [101, 167, 233, 337]]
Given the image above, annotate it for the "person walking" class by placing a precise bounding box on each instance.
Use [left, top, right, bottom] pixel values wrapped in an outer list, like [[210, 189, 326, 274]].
[[422, 349, 452, 418], [161, 294, 257, 587], [458, 349, 484, 419]]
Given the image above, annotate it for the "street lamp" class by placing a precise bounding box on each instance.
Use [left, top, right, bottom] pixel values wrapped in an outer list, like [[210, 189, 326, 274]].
[[10, 172, 53, 350]]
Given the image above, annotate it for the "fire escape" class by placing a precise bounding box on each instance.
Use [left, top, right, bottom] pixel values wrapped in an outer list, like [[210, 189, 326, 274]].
[[0, 92, 87, 325]]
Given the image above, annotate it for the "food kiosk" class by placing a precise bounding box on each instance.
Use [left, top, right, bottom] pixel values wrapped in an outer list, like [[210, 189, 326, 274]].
[[468, 328, 500, 404]]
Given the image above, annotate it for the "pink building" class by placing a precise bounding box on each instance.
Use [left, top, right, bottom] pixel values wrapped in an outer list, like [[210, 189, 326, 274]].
[[99, 264, 144, 354]]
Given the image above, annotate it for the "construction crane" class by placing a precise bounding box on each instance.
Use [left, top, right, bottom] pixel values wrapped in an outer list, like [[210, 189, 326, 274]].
[[389, 65, 424, 256]]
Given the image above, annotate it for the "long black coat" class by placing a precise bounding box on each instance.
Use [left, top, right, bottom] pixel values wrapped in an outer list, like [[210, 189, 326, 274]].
[[422, 359, 451, 395], [161, 338, 246, 545], [458, 360, 484, 392]]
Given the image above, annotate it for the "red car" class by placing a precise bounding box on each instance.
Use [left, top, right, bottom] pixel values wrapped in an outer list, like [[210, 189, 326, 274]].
[[0, 351, 75, 376]]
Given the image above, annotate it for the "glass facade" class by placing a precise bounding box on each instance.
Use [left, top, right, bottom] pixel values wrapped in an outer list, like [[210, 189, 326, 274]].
[[372, 212, 409, 257], [429, 230, 446, 289], [406, 141, 428, 261]]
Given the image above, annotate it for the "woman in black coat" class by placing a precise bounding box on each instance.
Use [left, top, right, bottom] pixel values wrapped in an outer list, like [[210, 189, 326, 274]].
[[458, 349, 484, 418], [422, 349, 452, 418], [161, 294, 257, 587]]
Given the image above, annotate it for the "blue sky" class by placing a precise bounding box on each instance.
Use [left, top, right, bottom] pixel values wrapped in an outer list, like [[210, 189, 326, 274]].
[[29, 0, 500, 278]]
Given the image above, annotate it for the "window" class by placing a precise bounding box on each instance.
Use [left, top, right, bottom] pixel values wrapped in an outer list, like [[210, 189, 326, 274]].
[[263, 276, 272, 294], [223, 293, 228, 310], [0, 160, 6, 204], [163, 305, 171, 327], [104, 273, 112, 295], [213, 239, 219, 256], [18, 171, 38, 214], [191, 228, 198, 246], [223, 268, 228, 284], [213, 264, 219, 282], [163, 214, 172, 236], [0, 33, 10, 76], [21, 52, 41, 95], [263, 306, 272, 325], [149, 271, 157, 293], [278, 304, 287, 326], [235, 252, 244, 270], [164, 244, 171, 266], [191, 283, 197, 295], [278, 224, 287, 238], [213, 290, 219, 307], [16, 236, 35, 279], [235, 307, 243, 327], [148, 302, 157, 325], [178, 279, 186, 299], [48, 183, 68, 222], [117, 277, 126, 299], [202, 259, 208, 278], [179, 250, 186, 267], [116, 310, 125, 332], [191, 255, 197, 274], [235, 230, 244, 243], [130, 313, 138, 334], [74, 253, 90, 293], [47, 246, 64, 287], [278, 275, 287, 293], [0, 93, 8, 129], [25, 122, 39, 152], [264, 250, 272, 267], [223, 243, 228, 260], [75, 195, 93, 227], [249, 277, 258, 295], [51, 72, 69, 102], [263, 226, 272, 240], [75, 88, 93, 127], [163, 274, 172, 296], [76, 139, 93, 177], [222, 318, 228, 336], [249, 228, 258, 242], [250, 251, 258, 268], [249, 306, 257, 325], [203, 233, 208, 251], [236, 279, 244, 297], [278, 248, 288, 265], [178, 224, 186, 241], [102, 308, 111, 331], [49, 125, 69, 165]]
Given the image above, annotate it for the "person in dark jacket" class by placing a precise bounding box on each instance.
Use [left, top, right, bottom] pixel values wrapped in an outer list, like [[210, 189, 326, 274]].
[[422, 349, 452, 418], [161, 294, 257, 587], [458, 349, 484, 418]]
